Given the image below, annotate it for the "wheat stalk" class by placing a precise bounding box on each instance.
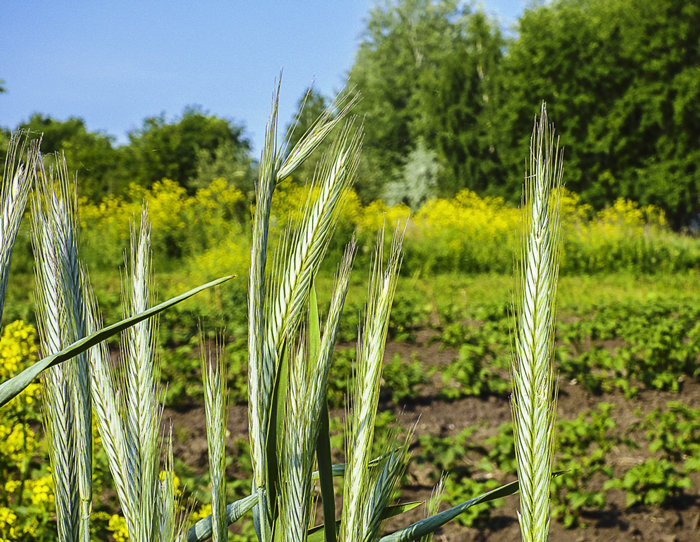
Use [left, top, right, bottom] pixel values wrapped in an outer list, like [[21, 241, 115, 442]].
[[83, 207, 175, 542], [121, 208, 162, 542], [279, 334, 315, 542], [307, 238, 356, 429], [32, 153, 92, 542], [277, 90, 358, 181], [511, 102, 563, 542], [340, 226, 404, 542], [158, 429, 187, 542], [247, 81, 361, 541], [84, 286, 138, 537], [265, 121, 362, 361], [0, 132, 37, 323], [362, 433, 411, 540], [201, 338, 228, 542], [276, 239, 355, 542], [247, 82, 281, 542]]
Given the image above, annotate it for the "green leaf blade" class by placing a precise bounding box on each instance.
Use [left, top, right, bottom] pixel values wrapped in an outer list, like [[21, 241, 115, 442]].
[[0, 274, 234, 408]]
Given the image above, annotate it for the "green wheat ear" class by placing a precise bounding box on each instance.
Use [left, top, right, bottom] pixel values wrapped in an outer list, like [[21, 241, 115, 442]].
[[201, 337, 228, 542], [511, 102, 563, 542], [0, 131, 37, 323], [33, 152, 92, 542]]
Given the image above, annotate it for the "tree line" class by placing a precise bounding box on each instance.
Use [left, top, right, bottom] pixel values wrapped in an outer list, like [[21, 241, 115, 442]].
[[2, 0, 698, 228]]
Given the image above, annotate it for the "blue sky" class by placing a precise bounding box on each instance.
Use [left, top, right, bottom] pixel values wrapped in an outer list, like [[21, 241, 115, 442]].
[[1, 1, 525, 157]]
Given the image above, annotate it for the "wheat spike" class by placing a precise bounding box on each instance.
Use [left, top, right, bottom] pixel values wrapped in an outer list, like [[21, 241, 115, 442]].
[[158, 428, 187, 542], [277, 89, 358, 181], [265, 121, 362, 364], [277, 239, 355, 542], [362, 432, 412, 540], [0, 132, 37, 322], [247, 82, 282, 542], [307, 238, 356, 427], [279, 335, 315, 542], [340, 226, 404, 542], [247, 82, 359, 542], [420, 475, 446, 542], [202, 338, 228, 542], [122, 207, 160, 542], [511, 102, 563, 542], [83, 286, 138, 537], [33, 153, 93, 542]]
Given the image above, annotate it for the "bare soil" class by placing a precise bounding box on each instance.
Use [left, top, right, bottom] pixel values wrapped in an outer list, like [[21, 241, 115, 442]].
[[165, 330, 700, 541]]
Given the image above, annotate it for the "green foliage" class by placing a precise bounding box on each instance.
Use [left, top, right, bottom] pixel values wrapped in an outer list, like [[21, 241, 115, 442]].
[[192, 140, 256, 196], [604, 459, 692, 508], [415, 11, 504, 196], [348, 1, 505, 201], [416, 426, 482, 477], [414, 426, 502, 527], [497, 0, 700, 227], [347, 0, 463, 200], [551, 404, 621, 528], [381, 139, 439, 209], [12, 108, 253, 202], [442, 477, 500, 527], [439, 341, 508, 399], [17, 114, 122, 199], [633, 401, 700, 463], [381, 353, 426, 405], [125, 106, 251, 193], [346, 0, 700, 226], [437, 311, 512, 400], [162, 339, 249, 408], [557, 299, 700, 396]]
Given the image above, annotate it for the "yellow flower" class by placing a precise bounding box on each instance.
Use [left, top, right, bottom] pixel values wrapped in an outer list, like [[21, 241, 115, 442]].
[[191, 503, 212, 522], [107, 515, 129, 542], [3, 480, 20, 494], [27, 475, 55, 507]]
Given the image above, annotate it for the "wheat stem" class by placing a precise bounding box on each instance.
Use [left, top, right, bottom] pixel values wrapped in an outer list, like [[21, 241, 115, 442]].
[[123, 208, 160, 542]]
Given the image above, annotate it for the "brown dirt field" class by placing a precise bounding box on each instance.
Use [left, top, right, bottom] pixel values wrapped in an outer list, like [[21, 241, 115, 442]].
[[165, 331, 700, 542]]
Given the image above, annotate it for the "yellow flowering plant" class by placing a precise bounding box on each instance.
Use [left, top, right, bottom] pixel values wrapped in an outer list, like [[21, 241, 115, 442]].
[[0, 322, 56, 542]]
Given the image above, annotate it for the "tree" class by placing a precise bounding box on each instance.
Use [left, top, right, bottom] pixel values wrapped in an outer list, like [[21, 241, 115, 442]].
[[125, 106, 251, 192], [192, 140, 256, 197], [415, 10, 504, 196], [18, 114, 124, 199], [497, 0, 700, 227], [348, 0, 464, 200], [381, 138, 440, 208]]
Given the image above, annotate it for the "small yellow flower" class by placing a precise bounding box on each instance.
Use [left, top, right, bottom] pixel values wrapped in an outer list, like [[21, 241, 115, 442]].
[[107, 514, 129, 542], [3, 480, 20, 494]]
